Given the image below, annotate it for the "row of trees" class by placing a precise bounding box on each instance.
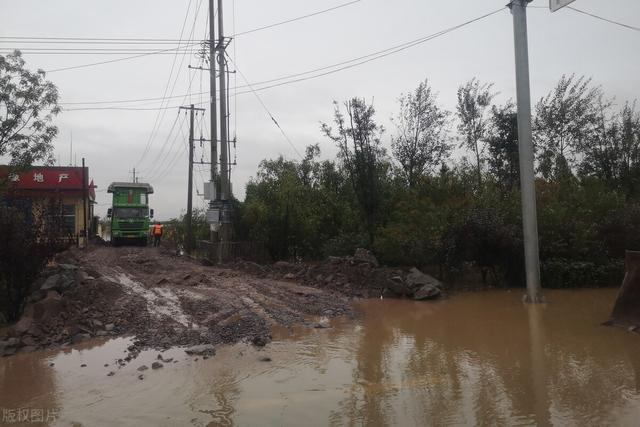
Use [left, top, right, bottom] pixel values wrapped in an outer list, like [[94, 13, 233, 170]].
[[234, 75, 640, 288]]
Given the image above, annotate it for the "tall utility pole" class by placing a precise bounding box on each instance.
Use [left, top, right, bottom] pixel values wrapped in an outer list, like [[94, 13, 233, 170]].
[[510, 0, 543, 303], [217, 0, 229, 200], [186, 105, 195, 255], [181, 104, 206, 255], [208, 0, 220, 251], [208, 0, 218, 187], [216, 0, 232, 262]]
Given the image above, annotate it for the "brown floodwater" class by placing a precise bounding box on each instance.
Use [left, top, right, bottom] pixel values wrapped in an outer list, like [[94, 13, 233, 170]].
[[1, 289, 640, 426]]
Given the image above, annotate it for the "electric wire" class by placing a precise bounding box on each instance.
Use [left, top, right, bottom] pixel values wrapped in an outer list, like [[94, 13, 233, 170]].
[[231, 0, 361, 37], [148, 111, 189, 182], [61, 7, 505, 112], [41, 43, 200, 73], [134, 0, 194, 169], [10, 0, 362, 73], [153, 115, 190, 183], [228, 56, 302, 159], [567, 6, 640, 32], [59, 6, 503, 108]]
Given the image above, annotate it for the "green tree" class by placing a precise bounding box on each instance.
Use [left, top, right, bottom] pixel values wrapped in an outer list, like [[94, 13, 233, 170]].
[[322, 98, 386, 245], [534, 74, 603, 180], [486, 102, 520, 191], [391, 79, 451, 188], [0, 50, 60, 171], [456, 78, 496, 188]]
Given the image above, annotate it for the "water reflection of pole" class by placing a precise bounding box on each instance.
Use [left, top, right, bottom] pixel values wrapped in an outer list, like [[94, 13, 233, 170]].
[[527, 303, 551, 425]]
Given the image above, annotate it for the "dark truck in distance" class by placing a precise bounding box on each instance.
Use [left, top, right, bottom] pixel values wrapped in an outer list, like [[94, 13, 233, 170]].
[[107, 182, 154, 246]]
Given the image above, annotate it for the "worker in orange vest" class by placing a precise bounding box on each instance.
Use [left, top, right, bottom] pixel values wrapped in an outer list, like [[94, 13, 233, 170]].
[[152, 222, 163, 247]]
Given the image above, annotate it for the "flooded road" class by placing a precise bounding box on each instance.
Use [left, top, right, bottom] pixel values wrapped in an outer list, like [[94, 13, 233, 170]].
[[2, 289, 640, 426]]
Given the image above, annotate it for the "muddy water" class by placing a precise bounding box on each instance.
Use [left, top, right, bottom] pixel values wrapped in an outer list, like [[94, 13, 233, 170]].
[[2, 289, 640, 426]]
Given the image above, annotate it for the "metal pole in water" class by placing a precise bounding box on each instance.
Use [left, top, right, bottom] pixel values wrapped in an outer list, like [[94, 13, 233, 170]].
[[510, 0, 543, 303]]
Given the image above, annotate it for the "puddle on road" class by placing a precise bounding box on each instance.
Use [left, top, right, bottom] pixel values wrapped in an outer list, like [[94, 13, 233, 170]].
[[2, 289, 640, 426]]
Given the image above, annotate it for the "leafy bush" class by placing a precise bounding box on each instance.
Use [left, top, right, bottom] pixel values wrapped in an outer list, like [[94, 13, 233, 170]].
[[0, 200, 67, 322]]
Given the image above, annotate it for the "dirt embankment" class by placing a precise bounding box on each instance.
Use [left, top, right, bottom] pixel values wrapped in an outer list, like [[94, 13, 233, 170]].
[[0, 245, 351, 359], [0, 246, 445, 360]]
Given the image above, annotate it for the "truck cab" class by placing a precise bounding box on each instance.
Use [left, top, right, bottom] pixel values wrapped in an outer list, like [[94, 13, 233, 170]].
[[107, 182, 154, 246]]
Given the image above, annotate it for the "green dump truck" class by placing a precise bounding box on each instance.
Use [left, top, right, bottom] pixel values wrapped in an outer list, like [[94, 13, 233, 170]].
[[107, 182, 154, 246]]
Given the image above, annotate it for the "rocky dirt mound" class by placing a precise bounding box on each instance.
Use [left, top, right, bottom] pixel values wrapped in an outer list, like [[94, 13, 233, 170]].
[[0, 245, 352, 360], [233, 248, 446, 300]]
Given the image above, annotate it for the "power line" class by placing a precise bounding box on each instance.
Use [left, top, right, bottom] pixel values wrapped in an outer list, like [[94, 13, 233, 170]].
[[60, 7, 504, 108], [567, 6, 640, 32], [0, 36, 184, 42], [41, 42, 200, 72], [12, 1, 362, 73], [153, 117, 190, 183], [134, 0, 195, 168], [229, 56, 303, 159], [232, 0, 361, 37], [147, 112, 189, 182]]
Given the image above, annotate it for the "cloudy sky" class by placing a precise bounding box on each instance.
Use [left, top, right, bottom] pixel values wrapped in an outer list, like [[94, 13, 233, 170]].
[[1, 0, 639, 219]]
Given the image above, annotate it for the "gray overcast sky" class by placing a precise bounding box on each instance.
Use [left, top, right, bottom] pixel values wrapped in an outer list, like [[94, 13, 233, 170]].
[[1, 0, 639, 219]]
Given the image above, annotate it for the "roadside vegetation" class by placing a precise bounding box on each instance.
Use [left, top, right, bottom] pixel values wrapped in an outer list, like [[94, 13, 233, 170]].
[[231, 76, 640, 289], [0, 50, 62, 322]]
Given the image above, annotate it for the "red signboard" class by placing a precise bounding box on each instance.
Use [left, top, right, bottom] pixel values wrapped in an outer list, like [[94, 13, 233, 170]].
[[1, 166, 86, 190]]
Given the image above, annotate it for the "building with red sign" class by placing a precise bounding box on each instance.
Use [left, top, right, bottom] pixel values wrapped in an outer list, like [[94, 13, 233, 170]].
[[0, 166, 96, 243]]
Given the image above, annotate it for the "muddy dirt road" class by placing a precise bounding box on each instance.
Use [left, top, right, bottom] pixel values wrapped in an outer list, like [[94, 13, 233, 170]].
[[81, 245, 352, 349], [1, 245, 352, 359]]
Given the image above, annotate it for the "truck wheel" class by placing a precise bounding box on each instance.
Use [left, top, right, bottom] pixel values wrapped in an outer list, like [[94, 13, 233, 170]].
[[112, 238, 120, 247], [141, 238, 148, 247]]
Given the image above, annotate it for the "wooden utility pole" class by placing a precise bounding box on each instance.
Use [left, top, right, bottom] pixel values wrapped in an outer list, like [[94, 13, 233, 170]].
[[180, 104, 206, 254]]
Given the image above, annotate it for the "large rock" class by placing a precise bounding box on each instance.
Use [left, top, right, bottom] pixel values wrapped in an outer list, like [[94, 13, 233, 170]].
[[11, 317, 33, 335], [184, 344, 216, 356], [405, 268, 443, 293], [40, 273, 74, 292], [30, 291, 65, 323], [75, 269, 94, 284], [385, 276, 412, 296], [0, 337, 20, 356], [413, 283, 442, 300], [40, 274, 62, 291], [274, 261, 293, 270], [353, 248, 379, 267]]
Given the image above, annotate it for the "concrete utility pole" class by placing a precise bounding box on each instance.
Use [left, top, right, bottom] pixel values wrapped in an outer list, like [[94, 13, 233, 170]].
[[209, 0, 218, 185], [510, 0, 543, 303], [208, 0, 220, 249], [218, 0, 229, 200], [180, 104, 205, 254], [216, 0, 232, 262], [186, 105, 195, 255]]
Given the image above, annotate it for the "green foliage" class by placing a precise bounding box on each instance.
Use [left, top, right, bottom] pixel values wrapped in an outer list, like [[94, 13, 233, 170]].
[[0, 50, 60, 172], [487, 102, 520, 191], [165, 208, 210, 249], [456, 78, 496, 188], [391, 79, 451, 188], [534, 74, 605, 180], [232, 75, 640, 289], [322, 98, 388, 245], [0, 200, 67, 322]]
